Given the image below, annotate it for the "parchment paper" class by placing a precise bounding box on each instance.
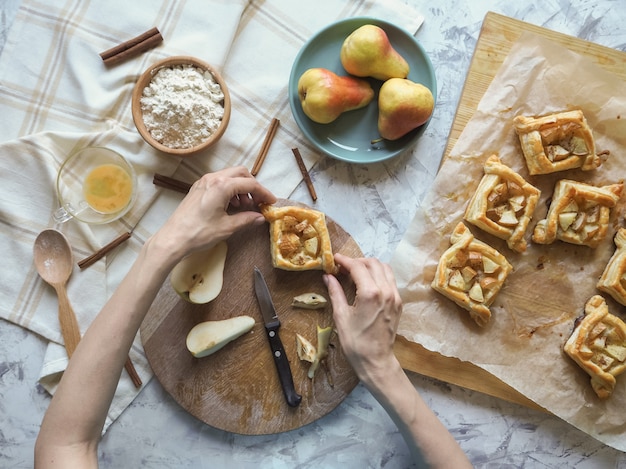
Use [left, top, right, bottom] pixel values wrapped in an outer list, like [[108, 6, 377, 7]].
[[391, 32, 626, 452]]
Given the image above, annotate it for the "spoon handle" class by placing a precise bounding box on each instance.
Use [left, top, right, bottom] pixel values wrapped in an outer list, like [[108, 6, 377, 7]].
[[55, 284, 82, 357]]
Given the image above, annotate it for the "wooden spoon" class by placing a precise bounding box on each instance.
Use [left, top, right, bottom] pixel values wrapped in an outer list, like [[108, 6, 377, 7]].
[[33, 229, 143, 387], [33, 229, 82, 357]]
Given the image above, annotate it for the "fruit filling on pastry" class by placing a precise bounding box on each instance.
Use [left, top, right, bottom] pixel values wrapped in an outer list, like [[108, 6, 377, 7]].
[[431, 222, 512, 327], [513, 110, 604, 175], [564, 295, 626, 399], [464, 154, 540, 253], [260, 204, 338, 274], [532, 179, 623, 248], [597, 228, 626, 307]]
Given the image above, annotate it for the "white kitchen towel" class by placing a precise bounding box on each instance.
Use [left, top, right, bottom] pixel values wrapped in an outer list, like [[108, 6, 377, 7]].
[[0, 0, 424, 432], [0, 0, 249, 432]]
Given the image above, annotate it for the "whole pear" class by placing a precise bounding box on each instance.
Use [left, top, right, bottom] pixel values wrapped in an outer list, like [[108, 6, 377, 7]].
[[340, 24, 409, 80], [377, 78, 434, 140], [297, 68, 374, 124]]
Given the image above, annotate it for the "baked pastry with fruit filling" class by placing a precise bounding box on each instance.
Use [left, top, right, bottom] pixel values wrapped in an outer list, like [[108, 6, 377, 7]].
[[597, 228, 626, 306], [431, 222, 512, 327], [564, 295, 626, 399], [260, 204, 337, 274], [532, 179, 623, 248], [513, 110, 603, 175], [464, 154, 540, 253]]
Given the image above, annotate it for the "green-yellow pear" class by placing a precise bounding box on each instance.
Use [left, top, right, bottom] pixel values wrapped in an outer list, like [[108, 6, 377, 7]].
[[377, 78, 434, 141], [340, 24, 409, 80], [297, 68, 374, 124]]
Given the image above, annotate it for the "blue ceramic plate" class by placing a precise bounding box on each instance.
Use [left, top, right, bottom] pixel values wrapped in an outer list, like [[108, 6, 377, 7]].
[[288, 17, 437, 164]]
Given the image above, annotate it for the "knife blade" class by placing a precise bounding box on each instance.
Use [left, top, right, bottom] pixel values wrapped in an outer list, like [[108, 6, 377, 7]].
[[253, 266, 302, 407]]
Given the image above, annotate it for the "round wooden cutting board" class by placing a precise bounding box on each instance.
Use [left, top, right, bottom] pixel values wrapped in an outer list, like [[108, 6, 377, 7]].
[[140, 201, 362, 435]]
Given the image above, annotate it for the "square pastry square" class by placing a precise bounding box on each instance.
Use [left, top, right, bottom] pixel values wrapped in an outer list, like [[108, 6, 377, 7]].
[[564, 295, 626, 399], [513, 110, 603, 175], [532, 179, 623, 248], [597, 228, 626, 306], [464, 154, 540, 253], [260, 204, 337, 274], [431, 222, 513, 327]]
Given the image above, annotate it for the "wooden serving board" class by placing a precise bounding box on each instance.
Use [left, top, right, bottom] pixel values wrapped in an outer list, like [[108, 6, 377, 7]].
[[140, 200, 361, 435], [393, 11, 626, 411]]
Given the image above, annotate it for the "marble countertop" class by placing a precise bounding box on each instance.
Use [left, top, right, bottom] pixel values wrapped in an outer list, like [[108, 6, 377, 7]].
[[2, 0, 626, 467]]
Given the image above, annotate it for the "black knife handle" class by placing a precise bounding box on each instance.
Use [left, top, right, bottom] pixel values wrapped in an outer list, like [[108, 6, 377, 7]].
[[265, 325, 302, 407]]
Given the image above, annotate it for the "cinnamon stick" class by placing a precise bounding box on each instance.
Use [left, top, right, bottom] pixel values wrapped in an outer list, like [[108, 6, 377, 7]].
[[125, 356, 143, 388], [153, 173, 192, 194], [77, 231, 132, 269], [100, 27, 163, 66], [79, 174, 190, 270], [251, 118, 280, 176], [291, 147, 317, 201]]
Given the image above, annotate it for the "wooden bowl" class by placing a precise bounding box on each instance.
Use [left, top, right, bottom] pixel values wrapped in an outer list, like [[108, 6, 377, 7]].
[[131, 56, 231, 157]]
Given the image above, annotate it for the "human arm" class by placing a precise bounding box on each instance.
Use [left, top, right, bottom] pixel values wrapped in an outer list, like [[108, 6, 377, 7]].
[[324, 254, 471, 468], [34, 167, 276, 468]]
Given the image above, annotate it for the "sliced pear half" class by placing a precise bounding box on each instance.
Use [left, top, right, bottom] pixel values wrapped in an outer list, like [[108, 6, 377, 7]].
[[170, 241, 228, 304], [186, 315, 255, 358]]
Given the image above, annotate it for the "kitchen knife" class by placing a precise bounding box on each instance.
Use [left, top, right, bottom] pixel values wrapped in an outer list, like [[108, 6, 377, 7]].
[[253, 266, 302, 407]]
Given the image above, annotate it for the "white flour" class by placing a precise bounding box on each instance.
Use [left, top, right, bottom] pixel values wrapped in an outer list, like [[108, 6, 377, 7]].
[[140, 64, 225, 149]]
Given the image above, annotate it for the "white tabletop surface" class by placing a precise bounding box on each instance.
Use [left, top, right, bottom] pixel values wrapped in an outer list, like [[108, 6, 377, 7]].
[[2, 0, 626, 467]]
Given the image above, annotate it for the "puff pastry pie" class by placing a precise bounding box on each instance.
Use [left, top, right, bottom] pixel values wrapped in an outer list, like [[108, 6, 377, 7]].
[[464, 154, 540, 253], [564, 295, 626, 399], [532, 179, 623, 248], [431, 222, 513, 327], [260, 204, 337, 274], [513, 110, 603, 175], [597, 228, 626, 306]]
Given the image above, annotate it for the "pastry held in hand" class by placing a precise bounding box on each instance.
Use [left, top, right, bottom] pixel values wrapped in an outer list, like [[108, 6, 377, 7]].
[[260, 204, 338, 274], [532, 179, 623, 248], [564, 295, 626, 399], [431, 222, 512, 327], [513, 110, 603, 175], [464, 154, 540, 253], [597, 228, 626, 306]]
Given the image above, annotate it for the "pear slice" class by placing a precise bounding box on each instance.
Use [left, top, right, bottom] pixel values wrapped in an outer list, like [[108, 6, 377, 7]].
[[508, 195, 526, 213], [482, 256, 500, 274], [460, 266, 477, 284], [170, 241, 228, 304], [558, 212, 577, 231], [186, 315, 255, 358], [468, 282, 484, 303], [567, 135, 589, 155], [303, 237, 319, 256], [606, 344, 626, 362], [448, 269, 466, 291], [292, 292, 328, 309], [498, 208, 518, 227], [546, 144, 570, 162]]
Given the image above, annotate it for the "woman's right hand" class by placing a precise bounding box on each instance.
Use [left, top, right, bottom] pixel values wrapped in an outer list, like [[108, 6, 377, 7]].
[[323, 253, 403, 382]]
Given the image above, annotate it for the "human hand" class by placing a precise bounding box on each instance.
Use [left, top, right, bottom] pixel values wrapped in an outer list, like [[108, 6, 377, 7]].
[[153, 166, 276, 261], [325, 255, 472, 468], [323, 253, 403, 382]]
